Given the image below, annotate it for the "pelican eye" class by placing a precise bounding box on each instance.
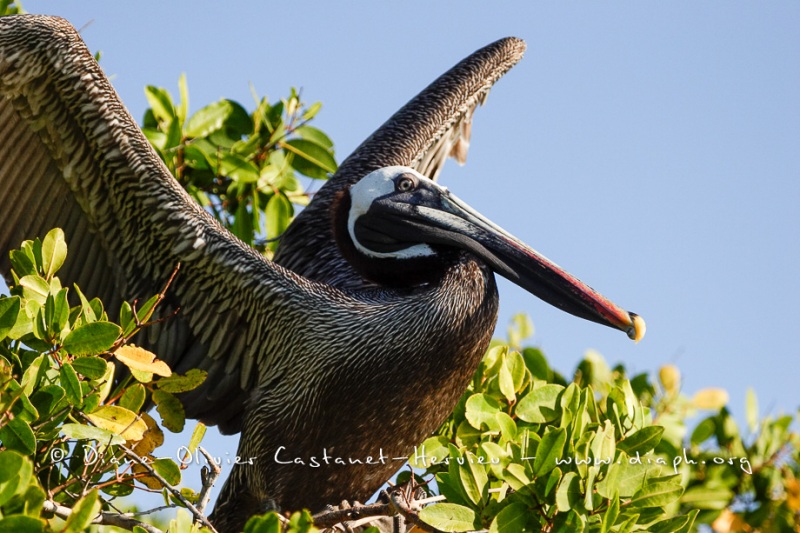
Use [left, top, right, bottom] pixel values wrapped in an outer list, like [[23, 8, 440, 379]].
[[395, 175, 416, 193]]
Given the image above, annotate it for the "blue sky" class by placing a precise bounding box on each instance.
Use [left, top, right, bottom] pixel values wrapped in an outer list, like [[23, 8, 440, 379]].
[[13, 0, 800, 509]]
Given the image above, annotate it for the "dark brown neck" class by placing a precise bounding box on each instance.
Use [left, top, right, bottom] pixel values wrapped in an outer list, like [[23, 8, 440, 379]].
[[331, 189, 456, 289]]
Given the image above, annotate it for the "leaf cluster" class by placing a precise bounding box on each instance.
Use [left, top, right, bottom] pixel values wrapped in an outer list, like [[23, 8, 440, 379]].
[[410, 315, 800, 532], [141, 78, 337, 254], [0, 229, 212, 532]]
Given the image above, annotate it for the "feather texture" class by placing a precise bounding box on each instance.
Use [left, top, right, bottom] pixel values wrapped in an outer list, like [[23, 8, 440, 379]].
[[0, 15, 523, 532]]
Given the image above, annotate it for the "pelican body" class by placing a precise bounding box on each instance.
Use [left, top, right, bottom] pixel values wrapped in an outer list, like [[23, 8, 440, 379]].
[[0, 16, 643, 533]]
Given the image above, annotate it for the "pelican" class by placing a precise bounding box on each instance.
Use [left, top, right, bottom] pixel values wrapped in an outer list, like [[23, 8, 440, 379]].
[[0, 15, 644, 533]]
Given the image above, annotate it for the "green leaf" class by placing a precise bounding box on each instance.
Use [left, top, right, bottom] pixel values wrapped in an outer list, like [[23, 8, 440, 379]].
[[95, 361, 115, 404], [590, 420, 616, 463], [629, 477, 684, 508], [103, 482, 135, 498], [61, 423, 125, 445], [489, 502, 536, 532], [6, 380, 38, 423], [152, 458, 181, 486], [243, 512, 282, 533], [187, 422, 207, 455], [0, 417, 35, 454], [60, 363, 82, 406], [71, 356, 108, 380], [22, 485, 46, 518], [283, 138, 337, 179], [618, 425, 663, 455], [144, 85, 175, 123], [505, 350, 526, 393], [8, 298, 33, 339], [600, 493, 619, 533], [458, 452, 488, 505], [153, 390, 186, 433], [218, 152, 260, 183], [232, 197, 254, 244], [156, 369, 207, 393], [411, 435, 450, 468], [551, 509, 585, 533], [0, 515, 46, 533], [507, 312, 534, 347], [300, 102, 323, 122], [295, 124, 332, 149], [177, 73, 189, 125], [555, 471, 582, 513], [186, 99, 236, 138], [690, 418, 715, 445], [0, 296, 21, 339], [62, 321, 121, 355], [533, 427, 566, 478], [48, 288, 70, 335], [0, 451, 27, 506], [497, 412, 517, 441], [464, 393, 501, 431], [498, 355, 516, 403], [746, 387, 758, 433], [419, 503, 478, 532], [30, 385, 66, 420], [41, 228, 67, 279], [135, 294, 160, 324], [120, 383, 147, 412], [606, 452, 662, 497], [648, 512, 696, 533], [62, 489, 100, 533], [20, 355, 44, 396], [265, 192, 292, 245], [502, 463, 530, 491], [9, 247, 36, 278], [680, 486, 734, 510], [18, 274, 49, 304], [516, 384, 563, 423]]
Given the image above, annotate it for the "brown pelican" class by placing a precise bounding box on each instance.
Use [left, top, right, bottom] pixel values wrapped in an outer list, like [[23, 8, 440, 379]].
[[0, 15, 644, 533]]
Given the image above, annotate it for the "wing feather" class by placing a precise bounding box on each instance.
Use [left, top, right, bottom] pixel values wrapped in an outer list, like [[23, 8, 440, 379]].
[[0, 15, 331, 433]]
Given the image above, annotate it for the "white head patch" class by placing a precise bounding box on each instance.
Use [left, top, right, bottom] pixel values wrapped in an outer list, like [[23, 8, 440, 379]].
[[347, 166, 436, 259]]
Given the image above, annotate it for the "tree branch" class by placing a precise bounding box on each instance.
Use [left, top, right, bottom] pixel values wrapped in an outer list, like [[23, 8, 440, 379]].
[[43, 499, 164, 533], [387, 489, 446, 533], [117, 442, 218, 532], [312, 501, 393, 529], [196, 446, 222, 515]]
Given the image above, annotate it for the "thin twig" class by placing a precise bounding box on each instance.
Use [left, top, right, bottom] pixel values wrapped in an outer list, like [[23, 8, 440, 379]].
[[387, 489, 446, 533], [196, 446, 222, 515], [43, 499, 163, 533], [116, 442, 217, 532], [312, 501, 393, 529]]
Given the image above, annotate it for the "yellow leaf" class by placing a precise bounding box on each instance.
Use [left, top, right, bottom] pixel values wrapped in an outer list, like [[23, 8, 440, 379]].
[[86, 405, 148, 441], [711, 509, 745, 533], [133, 456, 163, 490], [115, 345, 172, 377], [692, 388, 729, 410], [132, 413, 165, 456], [785, 476, 800, 512], [658, 365, 680, 395], [95, 361, 116, 404]]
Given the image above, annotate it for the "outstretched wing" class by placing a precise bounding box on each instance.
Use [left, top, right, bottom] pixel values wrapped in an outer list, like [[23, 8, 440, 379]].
[[274, 37, 526, 287], [0, 15, 326, 433]]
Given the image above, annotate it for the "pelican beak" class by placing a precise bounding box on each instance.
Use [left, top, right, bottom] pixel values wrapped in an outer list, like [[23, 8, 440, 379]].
[[373, 180, 645, 342]]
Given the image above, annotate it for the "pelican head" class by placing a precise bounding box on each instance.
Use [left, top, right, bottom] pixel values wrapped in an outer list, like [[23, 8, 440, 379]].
[[337, 166, 645, 342]]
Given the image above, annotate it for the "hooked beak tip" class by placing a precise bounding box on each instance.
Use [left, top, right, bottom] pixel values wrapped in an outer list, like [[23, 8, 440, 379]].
[[626, 313, 646, 343]]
